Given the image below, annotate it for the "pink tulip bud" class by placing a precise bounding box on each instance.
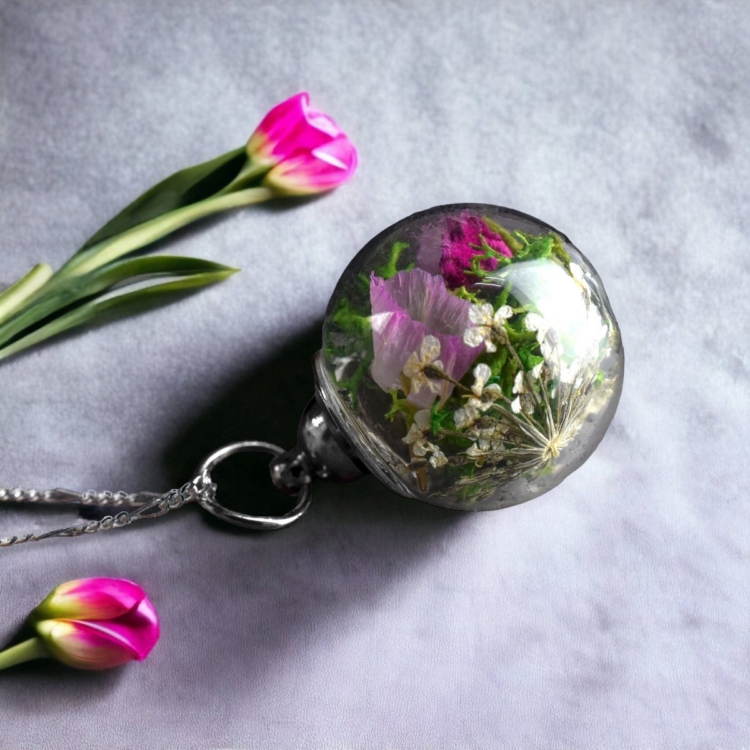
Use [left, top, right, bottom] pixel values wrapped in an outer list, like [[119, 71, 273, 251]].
[[247, 92, 358, 196], [0, 578, 159, 672]]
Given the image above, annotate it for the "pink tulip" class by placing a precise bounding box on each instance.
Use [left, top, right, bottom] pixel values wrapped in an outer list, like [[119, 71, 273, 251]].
[[0, 578, 159, 672], [247, 92, 358, 196]]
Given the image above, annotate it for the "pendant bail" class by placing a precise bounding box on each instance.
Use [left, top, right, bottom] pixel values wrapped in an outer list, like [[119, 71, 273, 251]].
[[269, 398, 366, 495]]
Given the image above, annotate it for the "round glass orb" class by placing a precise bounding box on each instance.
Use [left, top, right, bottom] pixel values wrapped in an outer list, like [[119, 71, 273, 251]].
[[317, 204, 624, 510]]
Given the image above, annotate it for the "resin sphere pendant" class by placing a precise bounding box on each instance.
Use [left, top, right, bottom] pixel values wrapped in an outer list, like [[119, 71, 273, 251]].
[[298, 203, 624, 511]]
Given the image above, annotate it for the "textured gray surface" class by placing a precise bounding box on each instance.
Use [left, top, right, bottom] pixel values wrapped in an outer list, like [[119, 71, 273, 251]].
[[1, 1, 749, 748]]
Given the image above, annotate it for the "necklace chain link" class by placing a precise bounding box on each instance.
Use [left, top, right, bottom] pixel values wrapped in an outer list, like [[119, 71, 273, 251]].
[[0, 479, 214, 548]]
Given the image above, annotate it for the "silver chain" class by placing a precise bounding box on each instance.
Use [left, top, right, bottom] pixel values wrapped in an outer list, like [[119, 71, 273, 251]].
[[0, 440, 314, 547], [0, 477, 215, 548]]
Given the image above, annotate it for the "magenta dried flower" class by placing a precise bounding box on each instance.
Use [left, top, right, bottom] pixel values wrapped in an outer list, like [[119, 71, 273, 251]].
[[439, 213, 512, 289]]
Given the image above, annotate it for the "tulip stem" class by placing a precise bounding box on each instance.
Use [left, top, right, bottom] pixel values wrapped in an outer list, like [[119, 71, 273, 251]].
[[57, 186, 276, 279], [214, 160, 271, 197], [0, 637, 49, 672]]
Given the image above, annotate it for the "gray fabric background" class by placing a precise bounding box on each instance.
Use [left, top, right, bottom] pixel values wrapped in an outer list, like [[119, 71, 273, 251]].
[[1, 1, 748, 748]]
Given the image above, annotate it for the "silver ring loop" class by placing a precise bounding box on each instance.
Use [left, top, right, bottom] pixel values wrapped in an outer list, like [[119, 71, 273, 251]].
[[194, 441, 312, 531]]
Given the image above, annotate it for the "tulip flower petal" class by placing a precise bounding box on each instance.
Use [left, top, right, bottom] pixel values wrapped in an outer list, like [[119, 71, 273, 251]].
[[99, 598, 160, 660], [37, 577, 145, 620], [37, 619, 139, 671], [262, 135, 358, 196], [247, 92, 344, 166]]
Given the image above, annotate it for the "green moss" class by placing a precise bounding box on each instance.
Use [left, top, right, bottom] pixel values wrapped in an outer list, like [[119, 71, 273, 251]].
[[486, 347, 509, 378], [515, 233, 554, 261], [376, 241, 410, 280], [385, 390, 417, 422], [464, 239, 512, 282], [517, 343, 545, 371], [430, 400, 455, 435], [338, 358, 370, 408], [356, 272, 371, 293], [453, 285, 482, 303], [482, 216, 524, 253], [331, 297, 371, 338], [494, 283, 512, 309], [551, 233, 571, 267]]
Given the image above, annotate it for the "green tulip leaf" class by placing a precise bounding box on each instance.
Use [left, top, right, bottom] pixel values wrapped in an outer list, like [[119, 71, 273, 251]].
[[0, 256, 237, 349], [78, 146, 248, 253], [0, 261, 238, 362], [0, 263, 53, 327]]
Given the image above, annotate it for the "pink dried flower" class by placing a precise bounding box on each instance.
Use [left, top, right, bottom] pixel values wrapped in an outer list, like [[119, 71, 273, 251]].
[[370, 268, 483, 408]]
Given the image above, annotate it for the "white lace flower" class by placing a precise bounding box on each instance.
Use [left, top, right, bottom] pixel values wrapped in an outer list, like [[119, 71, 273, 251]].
[[511, 371, 535, 414], [465, 418, 508, 462], [583, 315, 609, 359], [428, 448, 448, 468], [403, 409, 449, 469], [468, 420, 507, 442], [453, 364, 502, 430], [469, 363, 502, 409], [454, 404, 480, 429], [466, 442, 488, 460], [471, 363, 492, 396], [541, 339, 564, 364], [466, 437, 503, 461], [525, 312, 549, 343], [510, 396, 524, 414], [560, 357, 585, 387], [463, 303, 513, 353], [526, 313, 565, 369], [402, 335, 444, 396], [479, 384, 502, 405], [402, 409, 433, 456]]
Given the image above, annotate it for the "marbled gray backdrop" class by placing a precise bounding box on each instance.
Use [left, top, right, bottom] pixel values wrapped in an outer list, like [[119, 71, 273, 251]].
[[0, 1, 748, 748]]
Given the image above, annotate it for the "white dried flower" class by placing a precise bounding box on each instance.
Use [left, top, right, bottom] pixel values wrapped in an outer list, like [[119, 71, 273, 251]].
[[463, 303, 513, 353], [402, 336, 444, 396]]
